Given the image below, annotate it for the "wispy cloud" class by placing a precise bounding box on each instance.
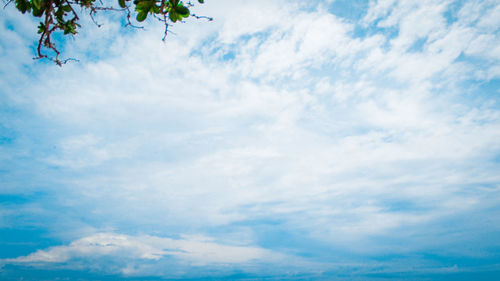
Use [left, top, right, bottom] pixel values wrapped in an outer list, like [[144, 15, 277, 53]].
[[4, 232, 277, 268]]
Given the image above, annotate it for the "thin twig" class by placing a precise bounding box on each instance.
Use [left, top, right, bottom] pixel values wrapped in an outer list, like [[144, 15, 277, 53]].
[[162, 14, 169, 41], [3, 0, 14, 9], [125, 6, 143, 28], [191, 14, 213, 21]]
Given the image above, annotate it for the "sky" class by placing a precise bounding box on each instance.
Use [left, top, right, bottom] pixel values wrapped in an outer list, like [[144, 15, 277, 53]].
[[0, 0, 500, 280]]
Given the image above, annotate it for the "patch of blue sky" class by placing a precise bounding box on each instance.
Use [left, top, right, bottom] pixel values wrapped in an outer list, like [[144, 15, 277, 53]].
[[0, 192, 51, 207], [327, 0, 370, 21], [0, 128, 15, 146], [190, 26, 276, 60], [455, 49, 499, 67], [378, 199, 429, 213], [406, 37, 427, 53], [443, 0, 468, 26], [363, 271, 500, 281], [326, 0, 399, 41], [0, 149, 61, 198], [223, 217, 327, 251], [0, 188, 66, 263], [0, 266, 347, 281], [476, 79, 500, 99], [442, 77, 500, 112], [0, 265, 139, 281], [0, 228, 58, 259]]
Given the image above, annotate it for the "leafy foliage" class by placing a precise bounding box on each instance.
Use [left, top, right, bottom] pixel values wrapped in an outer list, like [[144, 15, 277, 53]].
[[7, 0, 209, 65]]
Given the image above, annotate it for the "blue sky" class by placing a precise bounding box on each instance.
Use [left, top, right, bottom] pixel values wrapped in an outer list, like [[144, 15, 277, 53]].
[[1, 0, 500, 280]]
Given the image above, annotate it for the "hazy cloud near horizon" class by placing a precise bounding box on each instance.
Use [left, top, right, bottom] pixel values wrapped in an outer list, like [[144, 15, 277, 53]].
[[1, 0, 500, 279]]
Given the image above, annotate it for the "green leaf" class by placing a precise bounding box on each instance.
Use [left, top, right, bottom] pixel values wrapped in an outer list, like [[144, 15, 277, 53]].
[[198, 0, 203, 3], [118, 0, 126, 8], [136, 11, 147, 22], [62, 5, 71, 12], [31, 0, 40, 10], [135, 0, 154, 13], [37, 22, 45, 34], [32, 7, 43, 17], [55, 8, 64, 18], [15, 0, 30, 13], [168, 10, 178, 22], [175, 4, 189, 17]]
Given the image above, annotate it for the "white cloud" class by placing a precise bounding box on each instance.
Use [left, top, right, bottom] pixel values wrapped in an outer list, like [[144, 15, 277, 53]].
[[5, 232, 277, 267], [362, 0, 397, 25]]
